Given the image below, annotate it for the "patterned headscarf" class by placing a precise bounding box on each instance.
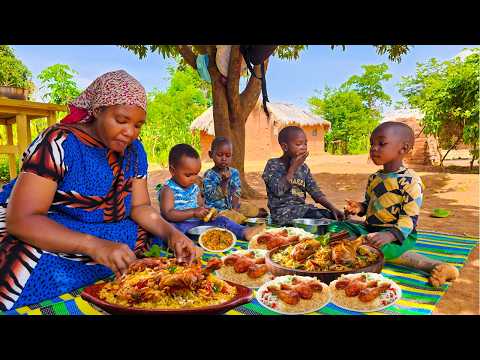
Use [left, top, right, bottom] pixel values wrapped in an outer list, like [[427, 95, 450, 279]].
[[61, 70, 147, 124]]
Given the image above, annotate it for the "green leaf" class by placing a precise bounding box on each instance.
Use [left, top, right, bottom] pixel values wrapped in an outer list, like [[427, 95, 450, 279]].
[[431, 208, 451, 218], [143, 244, 162, 257]]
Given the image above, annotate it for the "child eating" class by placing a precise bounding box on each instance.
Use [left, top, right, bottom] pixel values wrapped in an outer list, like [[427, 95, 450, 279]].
[[336, 121, 459, 288], [262, 126, 345, 226], [202, 136, 268, 222], [160, 144, 265, 240]]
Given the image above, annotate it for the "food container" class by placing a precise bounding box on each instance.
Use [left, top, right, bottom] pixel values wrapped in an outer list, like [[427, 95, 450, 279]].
[[245, 217, 268, 227], [265, 244, 385, 284], [186, 225, 214, 241], [198, 228, 237, 253], [292, 218, 333, 235]]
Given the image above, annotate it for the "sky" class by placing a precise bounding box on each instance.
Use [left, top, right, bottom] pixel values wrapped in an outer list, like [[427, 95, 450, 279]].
[[11, 45, 478, 114]]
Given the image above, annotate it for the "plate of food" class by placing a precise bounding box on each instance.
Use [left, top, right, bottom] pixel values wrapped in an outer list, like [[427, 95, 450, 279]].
[[214, 249, 274, 288], [256, 275, 330, 315], [80, 257, 253, 315], [329, 272, 401, 312], [248, 227, 315, 250], [198, 227, 236, 253], [266, 233, 384, 284]]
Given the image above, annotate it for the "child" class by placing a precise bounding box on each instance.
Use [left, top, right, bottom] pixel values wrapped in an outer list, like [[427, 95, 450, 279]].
[[262, 126, 345, 226], [337, 121, 459, 288], [202, 137, 268, 222], [160, 143, 265, 240]]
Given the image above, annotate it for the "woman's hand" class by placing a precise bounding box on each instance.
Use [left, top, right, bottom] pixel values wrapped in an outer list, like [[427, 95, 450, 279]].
[[168, 232, 203, 265], [365, 232, 396, 248], [193, 207, 210, 219], [86, 238, 137, 277]]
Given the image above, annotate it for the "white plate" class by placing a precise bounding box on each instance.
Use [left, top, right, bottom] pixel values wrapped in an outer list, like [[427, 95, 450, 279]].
[[255, 275, 331, 315], [214, 249, 271, 289], [329, 273, 402, 313], [198, 227, 237, 253]]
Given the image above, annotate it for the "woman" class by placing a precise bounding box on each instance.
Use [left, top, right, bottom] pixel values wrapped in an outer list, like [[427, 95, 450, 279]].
[[0, 70, 201, 311]]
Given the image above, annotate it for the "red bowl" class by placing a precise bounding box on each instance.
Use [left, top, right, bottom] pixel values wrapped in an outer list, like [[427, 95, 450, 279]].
[[265, 244, 385, 284], [80, 282, 253, 315]]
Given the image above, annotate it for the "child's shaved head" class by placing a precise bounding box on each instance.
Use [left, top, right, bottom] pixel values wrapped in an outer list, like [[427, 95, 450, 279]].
[[373, 121, 415, 149], [278, 126, 305, 145]]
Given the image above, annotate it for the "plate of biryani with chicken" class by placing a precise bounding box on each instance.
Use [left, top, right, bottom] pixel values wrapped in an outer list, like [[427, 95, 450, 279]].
[[266, 232, 384, 284], [214, 249, 274, 288], [248, 227, 315, 250], [80, 257, 253, 314], [329, 272, 401, 312], [256, 275, 330, 315]]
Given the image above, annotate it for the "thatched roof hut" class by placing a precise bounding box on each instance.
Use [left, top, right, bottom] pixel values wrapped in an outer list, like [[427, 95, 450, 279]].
[[190, 101, 331, 161]]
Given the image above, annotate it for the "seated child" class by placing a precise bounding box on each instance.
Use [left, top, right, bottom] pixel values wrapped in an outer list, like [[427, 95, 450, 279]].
[[160, 143, 265, 240], [336, 121, 459, 288], [262, 126, 345, 226], [203, 136, 268, 223]]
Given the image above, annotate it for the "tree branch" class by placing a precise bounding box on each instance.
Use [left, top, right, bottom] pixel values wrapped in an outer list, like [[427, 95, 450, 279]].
[[226, 46, 242, 122], [206, 46, 222, 82], [177, 45, 197, 69]]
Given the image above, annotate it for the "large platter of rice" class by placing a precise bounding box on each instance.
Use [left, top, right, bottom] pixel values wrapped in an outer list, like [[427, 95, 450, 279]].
[[215, 249, 274, 288], [256, 275, 330, 315], [329, 272, 401, 312], [249, 227, 315, 250]]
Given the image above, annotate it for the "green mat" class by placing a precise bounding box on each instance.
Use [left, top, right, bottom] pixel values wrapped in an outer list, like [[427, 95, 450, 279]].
[[1, 230, 477, 315]]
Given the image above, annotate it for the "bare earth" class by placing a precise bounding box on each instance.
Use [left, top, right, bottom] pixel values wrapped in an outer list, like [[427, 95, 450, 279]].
[[148, 153, 479, 315]]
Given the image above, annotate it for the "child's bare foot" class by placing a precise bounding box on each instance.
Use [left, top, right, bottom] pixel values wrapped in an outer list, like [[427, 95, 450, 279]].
[[244, 224, 266, 241], [429, 263, 459, 288]]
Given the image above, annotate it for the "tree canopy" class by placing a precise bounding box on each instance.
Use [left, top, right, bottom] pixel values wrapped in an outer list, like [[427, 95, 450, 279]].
[[0, 45, 34, 92], [398, 49, 479, 166], [309, 63, 392, 154], [37, 64, 82, 105]]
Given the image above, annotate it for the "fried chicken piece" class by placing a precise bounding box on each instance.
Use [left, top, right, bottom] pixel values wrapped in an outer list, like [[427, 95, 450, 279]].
[[247, 264, 268, 279], [127, 258, 170, 274], [255, 257, 266, 265], [292, 277, 323, 291], [344, 279, 367, 297], [358, 282, 391, 302], [335, 278, 351, 290], [204, 258, 223, 273], [331, 237, 366, 265], [256, 233, 275, 244], [223, 254, 240, 266], [265, 235, 299, 250], [291, 239, 321, 261], [267, 286, 300, 305], [233, 257, 255, 273], [159, 268, 203, 289]]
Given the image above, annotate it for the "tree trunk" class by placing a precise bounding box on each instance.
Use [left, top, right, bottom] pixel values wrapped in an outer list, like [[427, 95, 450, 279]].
[[179, 45, 266, 199], [440, 137, 461, 167]]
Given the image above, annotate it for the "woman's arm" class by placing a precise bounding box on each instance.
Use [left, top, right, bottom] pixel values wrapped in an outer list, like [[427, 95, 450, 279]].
[[130, 179, 202, 263], [7, 172, 136, 275], [158, 185, 208, 222]]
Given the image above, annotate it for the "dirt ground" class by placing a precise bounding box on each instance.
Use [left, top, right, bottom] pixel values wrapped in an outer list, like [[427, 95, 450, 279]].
[[148, 153, 479, 315]]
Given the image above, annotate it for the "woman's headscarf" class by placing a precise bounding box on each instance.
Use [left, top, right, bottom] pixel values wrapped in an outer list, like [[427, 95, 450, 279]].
[[61, 70, 147, 124]]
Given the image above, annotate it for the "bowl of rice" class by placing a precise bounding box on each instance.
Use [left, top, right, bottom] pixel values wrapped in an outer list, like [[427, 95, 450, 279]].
[[329, 272, 401, 312], [198, 228, 236, 253], [215, 249, 274, 288], [256, 275, 331, 315]]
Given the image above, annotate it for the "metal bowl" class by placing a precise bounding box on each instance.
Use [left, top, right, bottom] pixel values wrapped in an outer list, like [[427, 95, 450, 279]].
[[292, 218, 333, 235], [186, 225, 214, 241], [245, 217, 268, 227]]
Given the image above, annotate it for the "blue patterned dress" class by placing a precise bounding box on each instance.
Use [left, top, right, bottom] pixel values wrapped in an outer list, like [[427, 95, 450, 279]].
[[0, 124, 150, 311]]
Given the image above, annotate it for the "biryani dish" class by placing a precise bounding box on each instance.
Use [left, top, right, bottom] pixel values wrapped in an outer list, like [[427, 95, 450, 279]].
[[199, 228, 235, 252], [98, 257, 237, 309], [271, 235, 380, 272], [329, 272, 401, 311], [215, 249, 274, 288], [257, 275, 330, 314], [249, 227, 315, 250]]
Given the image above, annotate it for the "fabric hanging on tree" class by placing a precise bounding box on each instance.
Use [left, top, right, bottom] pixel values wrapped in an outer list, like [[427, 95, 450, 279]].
[[196, 54, 211, 83], [240, 45, 277, 117], [215, 45, 247, 78]]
